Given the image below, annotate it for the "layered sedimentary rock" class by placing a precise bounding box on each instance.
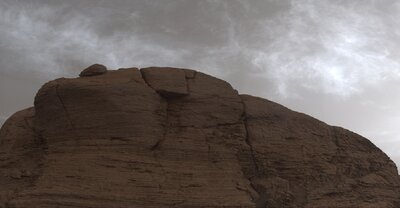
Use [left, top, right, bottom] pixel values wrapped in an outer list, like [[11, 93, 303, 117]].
[[0, 66, 399, 208]]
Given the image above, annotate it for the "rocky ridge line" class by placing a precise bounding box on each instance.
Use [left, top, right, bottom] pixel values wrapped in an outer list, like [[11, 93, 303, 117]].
[[0, 65, 399, 208]]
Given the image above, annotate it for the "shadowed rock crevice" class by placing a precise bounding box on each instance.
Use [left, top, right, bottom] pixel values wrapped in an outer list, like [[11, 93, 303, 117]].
[[150, 101, 169, 151], [55, 83, 75, 130], [0, 65, 399, 208], [183, 69, 197, 94], [140, 67, 190, 98], [238, 97, 270, 208], [139, 68, 192, 151]]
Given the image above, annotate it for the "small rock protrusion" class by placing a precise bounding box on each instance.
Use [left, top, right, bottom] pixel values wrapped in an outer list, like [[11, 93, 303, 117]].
[[9, 169, 22, 179], [79, 64, 107, 77], [7, 169, 32, 180]]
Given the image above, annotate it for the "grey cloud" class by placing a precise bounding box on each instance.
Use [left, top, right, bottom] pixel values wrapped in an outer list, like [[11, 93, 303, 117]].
[[245, 0, 400, 97], [0, 0, 399, 170]]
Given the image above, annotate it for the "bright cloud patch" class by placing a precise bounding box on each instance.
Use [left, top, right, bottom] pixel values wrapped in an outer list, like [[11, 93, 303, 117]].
[[250, 0, 400, 97]]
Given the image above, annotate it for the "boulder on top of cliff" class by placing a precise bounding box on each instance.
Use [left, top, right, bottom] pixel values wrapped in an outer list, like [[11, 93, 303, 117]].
[[79, 64, 107, 77], [0, 66, 399, 208]]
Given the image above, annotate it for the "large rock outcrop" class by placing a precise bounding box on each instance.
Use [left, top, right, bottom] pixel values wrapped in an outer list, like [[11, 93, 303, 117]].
[[0, 66, 399, 208]]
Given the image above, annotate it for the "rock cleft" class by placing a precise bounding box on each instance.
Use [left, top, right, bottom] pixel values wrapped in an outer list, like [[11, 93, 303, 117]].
[[140, 67, 189, 98]]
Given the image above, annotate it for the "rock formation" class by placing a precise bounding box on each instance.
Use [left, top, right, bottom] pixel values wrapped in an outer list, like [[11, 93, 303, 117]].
[[79, 64, 107, 77], [0, 66, 399, 208]]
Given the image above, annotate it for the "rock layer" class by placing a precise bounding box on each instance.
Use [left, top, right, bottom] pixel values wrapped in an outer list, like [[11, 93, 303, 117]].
[[0, 66, 399, 208]]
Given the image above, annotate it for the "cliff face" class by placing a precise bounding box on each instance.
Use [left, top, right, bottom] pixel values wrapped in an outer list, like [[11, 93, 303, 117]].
[[0, 66, 399, 208]]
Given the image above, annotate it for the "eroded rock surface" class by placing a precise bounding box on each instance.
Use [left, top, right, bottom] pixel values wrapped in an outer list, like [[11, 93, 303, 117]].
[[0, 66, 399, 208], [140, 67, 190, 98]]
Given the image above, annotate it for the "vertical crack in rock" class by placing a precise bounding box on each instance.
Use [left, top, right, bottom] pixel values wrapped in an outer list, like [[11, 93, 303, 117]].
[[185, 78, 191, 94], [238, 97, 268, 208], [55, 83, 75, 130], [152, 150, 168, 191], [243, 119, 268, 208], [331, 127, 341, 181], [139, 69, 155, 91], [329, 127, 349, 207], [151, 101, 169, 151], [139, 69, 169, 151], [23, 116, 47, 150], [184, 70, 197, 94], [242, 114, 260, 175]]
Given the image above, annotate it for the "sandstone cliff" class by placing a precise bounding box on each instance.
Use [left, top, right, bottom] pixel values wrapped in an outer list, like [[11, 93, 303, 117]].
[[0, 65, 399, 208]]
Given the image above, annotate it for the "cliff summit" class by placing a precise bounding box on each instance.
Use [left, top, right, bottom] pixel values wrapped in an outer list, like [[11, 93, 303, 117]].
[[0, 65, 399, 207]]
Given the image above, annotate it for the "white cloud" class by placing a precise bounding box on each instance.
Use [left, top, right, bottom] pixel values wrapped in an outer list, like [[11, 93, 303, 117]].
[[248, 0, 400, 97], [0, 1, 190, 78]]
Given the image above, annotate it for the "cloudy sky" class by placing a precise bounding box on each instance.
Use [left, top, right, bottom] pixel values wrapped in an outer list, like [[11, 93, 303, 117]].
[[0, 0, 399, 170]]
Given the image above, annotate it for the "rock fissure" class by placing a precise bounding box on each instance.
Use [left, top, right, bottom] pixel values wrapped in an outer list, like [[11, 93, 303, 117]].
[[55, 84, 75, 130], [138, 68, 170, 151], [330, 127, 341, 179], [139, 69, 155, 91], [184, 70, 196, 93], [23, 117, 34, 134], [242, 118, 260, 176], [237, 97, 268, 208], [140, 67, 189, 98], [151, 101, 169, 151], [184, 77, 190, 95], [23, 117, 46, 150]]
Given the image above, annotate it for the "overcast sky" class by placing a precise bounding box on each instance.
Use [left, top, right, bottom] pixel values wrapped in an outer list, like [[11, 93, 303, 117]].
[[0, 0, 399, 171]]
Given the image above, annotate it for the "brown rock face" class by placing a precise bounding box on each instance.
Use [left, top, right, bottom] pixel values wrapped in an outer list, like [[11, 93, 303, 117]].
[[140, 67, 190, 98], [0, 67, 399, 208]]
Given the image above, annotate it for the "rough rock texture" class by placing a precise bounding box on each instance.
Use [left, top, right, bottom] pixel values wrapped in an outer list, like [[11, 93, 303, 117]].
[[79, 64, 107, 77], [0, 66, 399, 208], [140, 67, 190, 98]]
